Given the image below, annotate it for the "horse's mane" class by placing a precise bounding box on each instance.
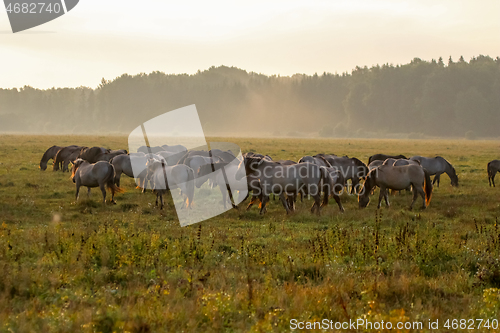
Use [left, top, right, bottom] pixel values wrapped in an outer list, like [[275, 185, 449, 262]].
[[41, 146, 57, 163], [70, 158, 85, 178]]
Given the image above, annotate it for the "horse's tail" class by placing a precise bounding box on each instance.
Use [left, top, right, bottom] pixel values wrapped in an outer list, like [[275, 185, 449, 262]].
[[424, 169, 433, 206], [105, 165, 125, 195], [185, 166, 195, 208]]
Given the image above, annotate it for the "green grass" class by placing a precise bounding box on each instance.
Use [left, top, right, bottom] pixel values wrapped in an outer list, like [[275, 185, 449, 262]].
[[0, 135, 500, 332]]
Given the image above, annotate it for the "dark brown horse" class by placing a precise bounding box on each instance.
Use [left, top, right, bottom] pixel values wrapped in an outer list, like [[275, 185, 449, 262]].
[[95, 149, 128, 162], [78, 146, 109, 163], [40, 145, 62, 170], [488, 160, 500, 187], [368, 154, 408, 165], [53, 146, 86, 172]]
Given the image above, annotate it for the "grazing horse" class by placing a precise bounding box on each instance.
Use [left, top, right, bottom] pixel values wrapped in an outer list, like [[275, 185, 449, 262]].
[[78, 146, 109, 163], [368, 154, 408, 165], [409, 156, 458, 187], [382, 158, 419, 193], [71, 159, 123, 204], [53, 146, 86, 172], [40, 145, 62, 170], [488, 160, 500, 187], [235, 157, 330, 215], [358, 164, 432, 210], [146, 159, 195, 210], [328, 156, 369, 194]]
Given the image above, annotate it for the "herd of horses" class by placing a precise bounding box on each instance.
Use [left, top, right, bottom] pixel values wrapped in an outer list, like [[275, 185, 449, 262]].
[[39, 145, 500, 215]]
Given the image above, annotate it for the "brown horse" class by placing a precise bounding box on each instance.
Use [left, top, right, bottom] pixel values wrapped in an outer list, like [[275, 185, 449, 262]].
[[40, 145, 62, 170], [488, 160, 500, 187], [53, 146, 86, 172], [78, 146, 109, 163], [368, 154, 408, 165], [358, 164, 432, 210]]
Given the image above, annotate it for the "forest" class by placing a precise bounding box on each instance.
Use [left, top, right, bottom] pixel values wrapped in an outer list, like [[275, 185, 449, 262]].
[[0, 55, 499, 138]]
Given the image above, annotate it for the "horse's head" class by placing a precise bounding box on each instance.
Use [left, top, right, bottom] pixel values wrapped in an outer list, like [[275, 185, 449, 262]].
[[450, 168, 459, 187], [358, 171, 376, 208], [40, 161, 47, 171], [70, 158, 85, 182]]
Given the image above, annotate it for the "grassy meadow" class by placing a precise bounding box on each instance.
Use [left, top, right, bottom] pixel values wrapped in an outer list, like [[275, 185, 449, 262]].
[[0, 135, 499, 332]]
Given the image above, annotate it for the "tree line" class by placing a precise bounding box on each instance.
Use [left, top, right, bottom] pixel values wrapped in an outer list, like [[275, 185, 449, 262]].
[[1, 55, 499, 138]]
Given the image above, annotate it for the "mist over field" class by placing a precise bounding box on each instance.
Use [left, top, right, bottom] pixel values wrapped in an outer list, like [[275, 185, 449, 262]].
[[1, 55, 499, 139]]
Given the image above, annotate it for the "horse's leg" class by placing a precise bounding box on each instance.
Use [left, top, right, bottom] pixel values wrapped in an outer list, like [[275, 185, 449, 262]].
[[75, 182, 80, 201], [226, 184, 238, 209], [110, 187, 116, 204], [87, 187, 91, 198], [290, 193, 297, 211], [332, 192, 344, 212], [115, 172, 121, 187], [310, 194, 321, 215], [155, 192, 159, 207], [433, 173, 441, 187], [246, 195, 258, 210], [417, 185, 426, 209], [383, 189, 390, 208], [409, 186, 418, 210], [219, 185, 227, 209], [492, 173, 496, 187], [279, 193, 291, 214], [352, 178, 359, 194], [260, 195, 269, 215], [377, 187, 385, 209], [99, 183, 106, 204]]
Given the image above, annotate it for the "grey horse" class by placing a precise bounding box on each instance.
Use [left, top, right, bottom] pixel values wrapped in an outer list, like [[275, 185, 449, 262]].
[[358, 164, 432, 210], [146, 159, 195, 210], [409, 156, 458, 187], [71, 159, 123, 204], [235, 157, 330, 215]]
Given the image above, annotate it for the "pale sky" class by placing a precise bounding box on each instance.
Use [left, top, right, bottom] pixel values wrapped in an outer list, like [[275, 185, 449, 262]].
[[1, 0, 499, 89]]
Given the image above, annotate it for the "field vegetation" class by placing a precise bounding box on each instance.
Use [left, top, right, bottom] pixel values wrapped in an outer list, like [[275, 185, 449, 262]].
[[0, 135, 499, 332]]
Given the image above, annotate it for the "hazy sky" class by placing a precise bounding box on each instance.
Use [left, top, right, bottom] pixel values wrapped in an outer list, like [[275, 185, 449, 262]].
[[1, 0, 499, 89]]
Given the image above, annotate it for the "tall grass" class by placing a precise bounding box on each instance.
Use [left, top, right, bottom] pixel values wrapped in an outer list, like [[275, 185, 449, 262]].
[[0, 135, 499, 332]]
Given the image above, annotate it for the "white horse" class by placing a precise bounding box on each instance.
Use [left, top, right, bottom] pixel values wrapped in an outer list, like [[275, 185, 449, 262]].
[[71, 159, 123, 204], [146, 159, 195, 210]]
